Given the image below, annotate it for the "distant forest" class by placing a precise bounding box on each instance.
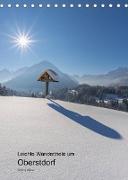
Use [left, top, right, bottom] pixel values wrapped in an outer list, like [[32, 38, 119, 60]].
[[0, 84, 34, 97], [52, 85, 128, 112], [0, 84, 16, 96]]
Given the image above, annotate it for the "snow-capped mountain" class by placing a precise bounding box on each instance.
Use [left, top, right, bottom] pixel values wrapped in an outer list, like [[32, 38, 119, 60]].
[[0, 67, 28, 83], [74, 67, 128, 86], [4, 61, 78, 92], [0, 69, 12, 82]]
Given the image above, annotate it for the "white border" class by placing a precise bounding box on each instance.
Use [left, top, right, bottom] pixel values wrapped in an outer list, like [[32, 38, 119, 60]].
[[0, 3, 127, 8]]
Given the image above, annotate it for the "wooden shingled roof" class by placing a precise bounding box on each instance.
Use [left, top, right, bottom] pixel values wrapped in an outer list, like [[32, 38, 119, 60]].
[[37, 69, 59, 82]]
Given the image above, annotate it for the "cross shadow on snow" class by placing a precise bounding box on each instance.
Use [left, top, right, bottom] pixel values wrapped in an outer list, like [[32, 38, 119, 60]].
[[47, 100, 122, 140]]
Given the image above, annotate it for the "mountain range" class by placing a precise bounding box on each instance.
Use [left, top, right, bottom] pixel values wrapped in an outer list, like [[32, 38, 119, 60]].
[[74, 67, 128, 86], [0, 62, 128, 93], [1, 61, 77, 92], [0, 67, 28, 83]]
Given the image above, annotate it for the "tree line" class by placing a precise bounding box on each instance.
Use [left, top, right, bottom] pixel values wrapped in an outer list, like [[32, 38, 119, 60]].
[[0, 84, 16, 96], [52, 84, 128, 112]]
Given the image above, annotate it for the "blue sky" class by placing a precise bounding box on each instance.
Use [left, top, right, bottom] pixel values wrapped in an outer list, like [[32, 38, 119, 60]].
[[0, 0, 128, 75]]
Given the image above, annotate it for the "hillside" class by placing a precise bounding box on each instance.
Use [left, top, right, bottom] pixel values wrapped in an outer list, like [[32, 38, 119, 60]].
[[0, 96, 128, 180]]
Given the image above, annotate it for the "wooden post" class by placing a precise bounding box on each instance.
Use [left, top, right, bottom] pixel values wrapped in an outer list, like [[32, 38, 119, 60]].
[[37, 69, 59, 98], [45, 81, 49, 96]]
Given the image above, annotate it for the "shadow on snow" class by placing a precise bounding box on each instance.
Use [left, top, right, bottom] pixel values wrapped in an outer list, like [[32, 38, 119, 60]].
[[47, 100, 122, 140]]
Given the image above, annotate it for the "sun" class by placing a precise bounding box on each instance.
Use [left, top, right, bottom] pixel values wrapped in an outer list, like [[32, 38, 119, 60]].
[[13, 33, 33, 50], [16, 35, 30, 48], [9, 29, 35, 52]]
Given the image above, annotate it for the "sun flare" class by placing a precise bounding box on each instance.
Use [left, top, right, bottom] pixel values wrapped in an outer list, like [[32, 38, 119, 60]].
[[10, 29, 35, 52], [13, 33, 33, 50], [16, 35, 30, 48]]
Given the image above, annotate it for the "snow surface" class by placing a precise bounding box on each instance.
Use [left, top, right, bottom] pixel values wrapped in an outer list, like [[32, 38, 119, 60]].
[[0, 96, 128, 180]]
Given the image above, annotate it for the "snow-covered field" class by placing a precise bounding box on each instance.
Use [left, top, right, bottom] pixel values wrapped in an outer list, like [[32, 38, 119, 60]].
[[0, 96, 128, 180]]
